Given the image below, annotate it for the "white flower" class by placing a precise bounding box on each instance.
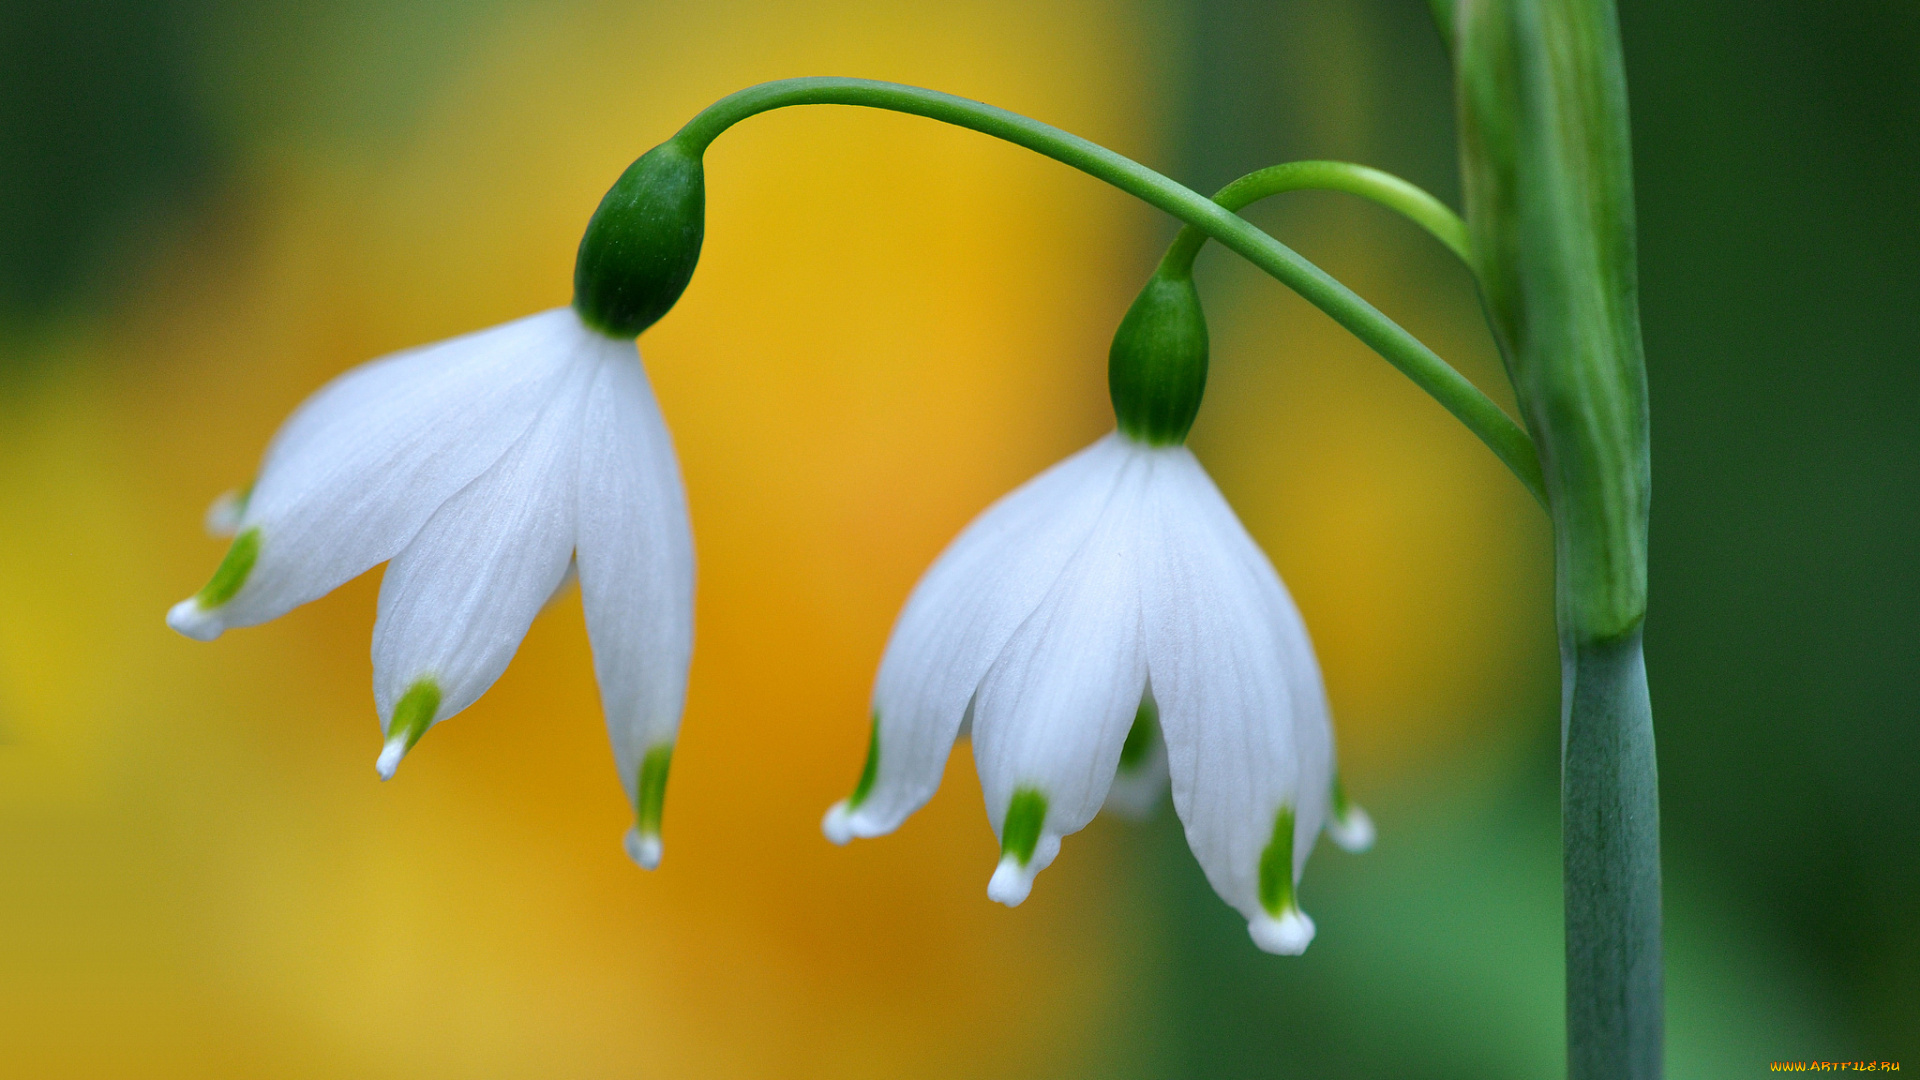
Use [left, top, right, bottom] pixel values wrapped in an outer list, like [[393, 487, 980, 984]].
[[822, 432, 1371, 954], [167, 307, 694, 867]]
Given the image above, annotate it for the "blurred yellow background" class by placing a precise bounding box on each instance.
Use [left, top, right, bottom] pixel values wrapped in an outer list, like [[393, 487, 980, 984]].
[[2, 0, 1908, 1076]]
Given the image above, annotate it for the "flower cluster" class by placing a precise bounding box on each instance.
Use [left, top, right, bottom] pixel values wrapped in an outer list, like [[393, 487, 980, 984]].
[[170, 141, 1371, 954]]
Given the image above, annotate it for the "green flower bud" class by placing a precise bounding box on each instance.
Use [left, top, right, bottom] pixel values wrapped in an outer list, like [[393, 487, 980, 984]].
[[1108, 271, 1209, 445], [573, 140, 706, 338]]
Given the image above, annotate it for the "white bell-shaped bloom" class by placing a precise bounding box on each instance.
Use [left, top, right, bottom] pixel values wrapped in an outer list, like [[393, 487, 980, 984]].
[[167, 307, 694, 867], [822, 432, 1371, 954]]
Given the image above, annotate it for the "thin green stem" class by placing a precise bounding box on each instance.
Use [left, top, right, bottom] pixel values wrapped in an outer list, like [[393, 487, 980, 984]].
[[674, 78, 1545, 507], [1159, 160, 1473, 277]]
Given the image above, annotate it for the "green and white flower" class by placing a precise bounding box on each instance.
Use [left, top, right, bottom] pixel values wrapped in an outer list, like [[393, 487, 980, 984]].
[[167, 307, 694, 868], [822, 431, 1371, 955]]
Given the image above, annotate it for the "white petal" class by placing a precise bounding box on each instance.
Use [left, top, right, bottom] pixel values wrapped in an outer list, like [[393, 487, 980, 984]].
[[825, 434, 1135, 842], [167, 309, 595, 640], [367, 344, 602, 774], [544, 557, 579, 611], [1326, 775, 1375, 851], [1101, 686, 1169, 821], [1248, 908, 1316, 955], [986, 832, 1061, 907], [971, 448, 1152, 906], [1138, 449, 1332, 951], [624, 830, 664, 871], [1328, 802, 1376, 852], [575, 345, 695, 865], [204, 488, 246, 537]]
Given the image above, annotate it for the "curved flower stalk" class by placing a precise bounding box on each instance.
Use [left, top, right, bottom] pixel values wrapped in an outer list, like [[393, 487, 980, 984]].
[[166, 307, 694, 868], [824, 272, 1370, 955]]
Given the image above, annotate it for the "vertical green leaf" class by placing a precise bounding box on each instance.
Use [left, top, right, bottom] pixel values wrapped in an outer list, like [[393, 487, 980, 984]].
[[1456, 2, 1661, 1077], [1458, 0, 1648, 646]]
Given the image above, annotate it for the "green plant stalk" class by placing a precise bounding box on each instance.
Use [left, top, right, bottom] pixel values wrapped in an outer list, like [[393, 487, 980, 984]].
[[1158, 160, 1475, 275], [1430, 0, 1459, 57], [1453, 1, 1660, 1076], [672, 78, 1544, 506]]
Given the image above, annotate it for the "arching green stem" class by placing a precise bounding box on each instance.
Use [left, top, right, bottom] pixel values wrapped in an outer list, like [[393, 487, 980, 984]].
[[672, 78, 1545, 507], [1159, 160, 1473, 277]]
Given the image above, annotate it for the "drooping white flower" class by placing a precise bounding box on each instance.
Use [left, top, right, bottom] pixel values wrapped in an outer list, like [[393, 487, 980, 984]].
[[166, 307, 694, 867], [822, 432, 1371, 954]]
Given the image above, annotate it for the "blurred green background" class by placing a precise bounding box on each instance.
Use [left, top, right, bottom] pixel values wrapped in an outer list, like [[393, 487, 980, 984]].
[[0, 0, 1911, 1076]]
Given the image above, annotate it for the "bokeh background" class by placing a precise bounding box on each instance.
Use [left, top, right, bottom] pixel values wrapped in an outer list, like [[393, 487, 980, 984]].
[[1, 0, 1912, 1075]]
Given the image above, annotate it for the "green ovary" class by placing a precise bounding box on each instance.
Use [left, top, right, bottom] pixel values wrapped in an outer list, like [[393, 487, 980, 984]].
[[1108, 272, 1209, 446], [1257, 805, 1297, 916]]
